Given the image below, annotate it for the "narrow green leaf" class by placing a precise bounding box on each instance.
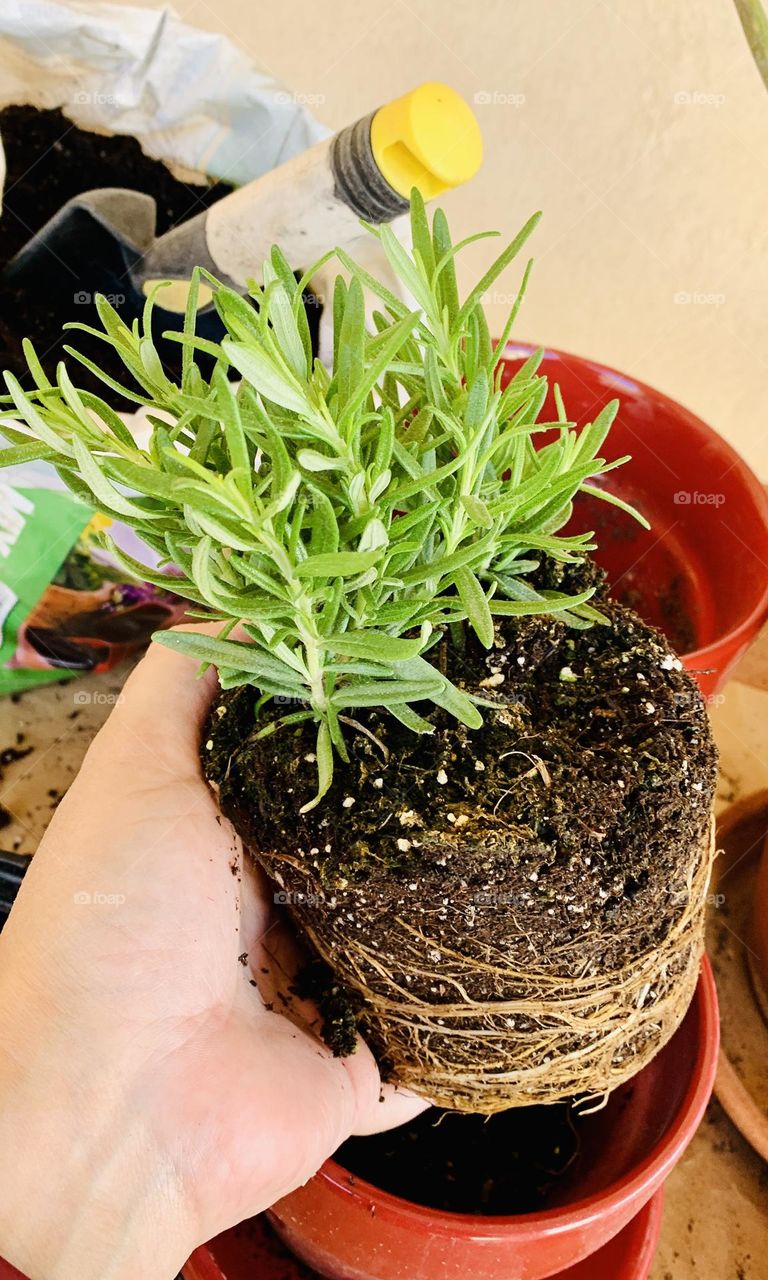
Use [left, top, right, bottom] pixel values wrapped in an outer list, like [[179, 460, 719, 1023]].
[[336, 276, 366, 410], [455, 567, 495, 648], [152, 630, 305, 687], [331, 677, 442, 708], [489, 587, 596, 616], [388, 703, 435, 734], [455, 212, 542, 333], [580, 482, 650, 529], [223, 339, 312, 416], [299, 721, 334, 813], [263, 260, 307, 378], [295, 550, 382, 578], [461, 494, 493, 528], [322, 632, 425, 661]]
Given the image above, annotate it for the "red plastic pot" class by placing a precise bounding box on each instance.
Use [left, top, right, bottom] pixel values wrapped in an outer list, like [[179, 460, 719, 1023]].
[[185, 1188, 663, 1280], [184, 959, 716, 1280], [499, 346, 768, 698]]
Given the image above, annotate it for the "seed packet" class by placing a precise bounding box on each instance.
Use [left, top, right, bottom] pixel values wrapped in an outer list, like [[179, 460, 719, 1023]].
[[0, 469, 185, 695]]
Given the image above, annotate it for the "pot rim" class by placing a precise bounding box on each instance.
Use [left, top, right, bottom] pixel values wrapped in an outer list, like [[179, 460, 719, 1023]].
[[313, 957, 718, 1239], [499, 343, 768, 667]]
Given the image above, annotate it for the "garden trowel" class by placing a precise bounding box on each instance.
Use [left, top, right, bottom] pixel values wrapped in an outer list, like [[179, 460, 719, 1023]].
[[2, 82, 482, 316]]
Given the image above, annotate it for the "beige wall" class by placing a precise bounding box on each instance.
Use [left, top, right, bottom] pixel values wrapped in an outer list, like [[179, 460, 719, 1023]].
[[119, 0, 767, 478]]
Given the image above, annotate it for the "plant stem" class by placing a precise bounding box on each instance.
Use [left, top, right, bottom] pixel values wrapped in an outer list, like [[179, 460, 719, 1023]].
[[733, 0, 768, 92]]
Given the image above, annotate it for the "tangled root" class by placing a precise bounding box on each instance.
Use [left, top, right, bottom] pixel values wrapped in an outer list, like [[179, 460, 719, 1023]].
[[264, 817, 715, 1114]]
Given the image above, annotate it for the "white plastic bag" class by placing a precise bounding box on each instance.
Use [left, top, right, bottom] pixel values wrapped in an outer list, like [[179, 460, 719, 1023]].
[[0, 0, 328, 183]]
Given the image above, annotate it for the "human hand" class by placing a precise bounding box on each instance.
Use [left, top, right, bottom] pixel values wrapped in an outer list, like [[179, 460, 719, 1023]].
[[0, 638, 424, 1280]]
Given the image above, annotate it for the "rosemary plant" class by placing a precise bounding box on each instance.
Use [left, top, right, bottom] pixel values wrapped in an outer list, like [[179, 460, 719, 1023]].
[[0, 192, 644, 807]]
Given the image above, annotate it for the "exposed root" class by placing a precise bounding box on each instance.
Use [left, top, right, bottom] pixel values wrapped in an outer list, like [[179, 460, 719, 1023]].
[[261, 818, 714, 1114]]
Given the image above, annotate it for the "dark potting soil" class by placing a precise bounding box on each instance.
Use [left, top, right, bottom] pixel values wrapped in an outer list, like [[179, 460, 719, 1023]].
[[0, 106, 321, 404], [0, 106, 234, 400], [204, 586, 718, 1062], [335, 1102, 582, 1215]]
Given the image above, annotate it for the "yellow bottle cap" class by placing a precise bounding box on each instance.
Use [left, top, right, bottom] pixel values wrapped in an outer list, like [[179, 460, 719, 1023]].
[[371, 82, 482, 201]]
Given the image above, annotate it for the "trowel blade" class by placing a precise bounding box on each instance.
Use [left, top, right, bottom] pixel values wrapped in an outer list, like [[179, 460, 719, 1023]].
[[2, 188, 157, 291]]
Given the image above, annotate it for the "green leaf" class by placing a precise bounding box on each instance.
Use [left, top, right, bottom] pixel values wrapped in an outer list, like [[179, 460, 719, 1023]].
[[294, 550, 382, 578], [152, 630, 306, 688], [334, 248, 410, 319], [400, 533, 496, 586], [455, 211, 542, 332], [263, 260, 308, 379], [299, 721, 334, 813], [223, 339, 313, 416], [70, 437, 159, 519], [388, 703, 435, 734], [21, 338, 53, 391], [579, 482, 650, 529], [343, 312, 419, 422], [214, 366, 252, 499], [322, 632, 425, 661], [409, 187, 436, 277], [331, 677, 443, 708], [297, 449, 346, 472], [392, 656, 484, 729], [489, 587, 596, 616], [431, 207, 460, 323], [464, 368, 489, 431], [460, 494, 493, 528], [336, 276, 366, 411], [0, 439, 57, 467], [455, 567, 495, 648], [3, 373, 75, 457]]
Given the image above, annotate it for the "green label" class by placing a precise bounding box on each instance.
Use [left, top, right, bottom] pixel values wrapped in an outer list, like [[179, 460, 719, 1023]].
[[0, 484, 92, 694]]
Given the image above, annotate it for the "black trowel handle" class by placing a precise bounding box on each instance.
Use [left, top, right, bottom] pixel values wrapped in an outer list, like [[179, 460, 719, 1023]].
[[0, 850, 29, 926]]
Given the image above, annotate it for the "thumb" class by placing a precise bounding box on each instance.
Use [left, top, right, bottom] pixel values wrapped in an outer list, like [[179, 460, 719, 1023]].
[[93, 625, 222, 778]]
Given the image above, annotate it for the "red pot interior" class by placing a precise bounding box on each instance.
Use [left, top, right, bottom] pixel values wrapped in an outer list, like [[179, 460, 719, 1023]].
[[189, 961, 716, 1280], [499, 346, 768, 697]]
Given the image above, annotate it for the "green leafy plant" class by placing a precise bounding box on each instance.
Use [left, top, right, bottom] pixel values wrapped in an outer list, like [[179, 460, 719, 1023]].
[[0, 192, 645, 808]]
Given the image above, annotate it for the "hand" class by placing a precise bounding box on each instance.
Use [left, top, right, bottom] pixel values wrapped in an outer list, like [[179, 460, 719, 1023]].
[[0, 638, 424, 1280]]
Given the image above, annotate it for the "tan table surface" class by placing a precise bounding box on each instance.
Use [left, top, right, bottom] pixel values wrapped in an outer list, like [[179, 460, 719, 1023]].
[[0, 658, 766, 1278]]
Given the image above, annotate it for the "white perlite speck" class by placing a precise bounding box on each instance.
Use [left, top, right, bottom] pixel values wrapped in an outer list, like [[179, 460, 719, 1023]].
[[342, 796, 355, 808], [661, 653, 683, 671], [436, 768, 448, 785]]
